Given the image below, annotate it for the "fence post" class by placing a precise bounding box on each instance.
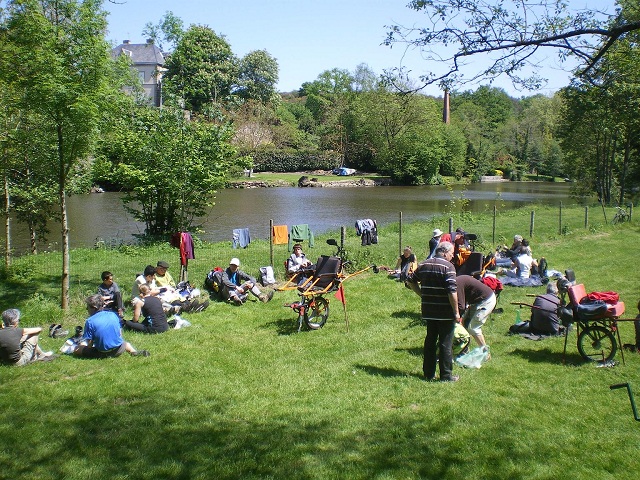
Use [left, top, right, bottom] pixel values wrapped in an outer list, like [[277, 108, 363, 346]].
[[559, 202, 563, 235], [340, 226, 346, 249], [269, 219, 274, 267], [630, 204, 634, 222], [584, 206, 589, 229], [399, 211, 403, 255], [448, 217, 453, 235], [529, 211, 535, 238], [492, 206, 496, 245]]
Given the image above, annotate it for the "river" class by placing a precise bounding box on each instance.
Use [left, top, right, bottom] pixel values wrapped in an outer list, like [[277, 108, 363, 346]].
[[3, 182, 579, 253]]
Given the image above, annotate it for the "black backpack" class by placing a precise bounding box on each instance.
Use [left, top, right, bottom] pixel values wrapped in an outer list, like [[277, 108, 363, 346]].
[[205, 268, 224, 296]]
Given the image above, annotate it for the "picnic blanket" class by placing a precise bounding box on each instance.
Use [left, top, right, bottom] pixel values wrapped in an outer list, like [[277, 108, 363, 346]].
[[500, 269, 563, 287]]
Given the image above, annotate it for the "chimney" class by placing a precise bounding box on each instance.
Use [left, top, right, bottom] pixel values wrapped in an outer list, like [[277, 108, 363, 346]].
[[443, 90, 450, 124], [123, 39, 130, 44], [146, 38, 154, 44]]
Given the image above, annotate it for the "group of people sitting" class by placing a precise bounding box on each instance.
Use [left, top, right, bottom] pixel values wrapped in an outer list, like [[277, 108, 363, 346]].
[[495, 234, 540, 279]]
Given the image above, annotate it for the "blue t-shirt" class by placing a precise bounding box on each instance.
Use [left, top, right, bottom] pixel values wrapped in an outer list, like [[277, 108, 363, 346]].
[[83, 310, 123, 351]]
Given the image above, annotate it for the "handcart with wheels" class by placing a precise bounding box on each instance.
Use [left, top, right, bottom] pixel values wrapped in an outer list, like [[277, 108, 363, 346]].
[[278, 239, 378, 331]]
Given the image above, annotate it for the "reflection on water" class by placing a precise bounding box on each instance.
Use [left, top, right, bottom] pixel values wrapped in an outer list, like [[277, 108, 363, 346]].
[[3, 182, 579, 253]]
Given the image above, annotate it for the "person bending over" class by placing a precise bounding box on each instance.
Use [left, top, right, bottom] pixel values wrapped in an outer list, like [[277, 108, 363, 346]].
[[0, 309, 54, 365], [221, 258, 273, 305], [456, 275, 496, 349]]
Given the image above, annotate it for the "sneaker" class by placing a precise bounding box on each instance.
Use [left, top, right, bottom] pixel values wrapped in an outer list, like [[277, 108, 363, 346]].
[[440, 375, 460, 382], [232, 297, 243, 306], [38, 354, 59, 362], [131, 350, 151, 357], [194, 299, 210, 312], [260, 290, 274, 303]]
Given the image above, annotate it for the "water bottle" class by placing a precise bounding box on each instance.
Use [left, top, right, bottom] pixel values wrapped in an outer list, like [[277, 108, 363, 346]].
[[514, 309, 522, 324]]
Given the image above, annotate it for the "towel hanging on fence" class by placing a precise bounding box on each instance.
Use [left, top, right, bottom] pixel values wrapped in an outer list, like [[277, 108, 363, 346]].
[[272, 225, 288, 245], [232, 228, 251, 249]]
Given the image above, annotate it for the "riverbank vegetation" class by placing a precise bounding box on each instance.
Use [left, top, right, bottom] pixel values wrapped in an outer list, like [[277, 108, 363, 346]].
[[1, 0, 639, 309], [0, 205, 638, 479]]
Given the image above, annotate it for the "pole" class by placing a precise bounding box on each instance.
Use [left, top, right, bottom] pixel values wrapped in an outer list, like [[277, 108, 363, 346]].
[[492, 206, 496, 245], [584, 206, 589, 229], [269, 219, 274, 267], [529, 211, 535, 238], [559, 202, 563, 235], [399, 211, 403, 255]]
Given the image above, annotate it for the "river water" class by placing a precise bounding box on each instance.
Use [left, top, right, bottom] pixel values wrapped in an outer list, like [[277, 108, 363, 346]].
[[3, 182, 579, 253]]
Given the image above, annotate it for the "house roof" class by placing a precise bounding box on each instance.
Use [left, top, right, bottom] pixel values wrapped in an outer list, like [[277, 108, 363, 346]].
[[111, 41, 166, 66]]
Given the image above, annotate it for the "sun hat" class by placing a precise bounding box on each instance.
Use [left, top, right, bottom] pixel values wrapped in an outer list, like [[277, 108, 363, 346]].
[[433, 228, 443, 237], [230, 258, 240, 266]]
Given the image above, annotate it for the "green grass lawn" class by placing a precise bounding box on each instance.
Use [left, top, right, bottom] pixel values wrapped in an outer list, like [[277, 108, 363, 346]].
[[1, 205, 639, 479], [231, 170, 390, 185]]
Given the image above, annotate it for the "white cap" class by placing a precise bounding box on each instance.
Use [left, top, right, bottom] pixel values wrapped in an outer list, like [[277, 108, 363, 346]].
[[433, 228, 443, 237], [229, 258, 240, 266]]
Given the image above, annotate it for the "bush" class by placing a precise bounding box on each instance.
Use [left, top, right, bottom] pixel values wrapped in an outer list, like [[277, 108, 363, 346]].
[[242, 147, 341, 172]]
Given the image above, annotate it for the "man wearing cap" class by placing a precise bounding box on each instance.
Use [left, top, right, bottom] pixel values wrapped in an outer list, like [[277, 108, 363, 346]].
[[428, 229, 443, 259], [155, 261, 176, 288], [221, 258, 273, 305], [287, 244, 313, 275]]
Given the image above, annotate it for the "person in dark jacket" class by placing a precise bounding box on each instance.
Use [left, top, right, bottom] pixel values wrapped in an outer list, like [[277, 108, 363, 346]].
[[530, 283, 562, 335], [221, 258, 273, 305]]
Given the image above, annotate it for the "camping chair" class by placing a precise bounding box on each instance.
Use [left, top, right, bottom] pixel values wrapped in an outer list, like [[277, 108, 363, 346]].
[[563, 283, 626, 364], [456, 252, 484, 277]]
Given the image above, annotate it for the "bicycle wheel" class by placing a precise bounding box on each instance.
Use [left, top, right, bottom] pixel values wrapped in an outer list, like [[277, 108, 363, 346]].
[[577, 325, 617, 362], [304, 296, 329, 330]]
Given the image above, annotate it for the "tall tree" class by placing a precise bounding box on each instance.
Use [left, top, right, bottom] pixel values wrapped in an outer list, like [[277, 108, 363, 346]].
[[164, 25, 239, 113], [237, 49, 279, 105], [115, 105, 241, 236], [3, 0, 116, 309], [142, 10, 184, 51]]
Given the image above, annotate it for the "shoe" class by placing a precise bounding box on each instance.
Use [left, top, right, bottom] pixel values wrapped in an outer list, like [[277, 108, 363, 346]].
[[424, 376, 437, 382], [260, 290, 274, 303], [194, 299, 210, 312], [131, 350, 151, 357], [232, 297, 243, 306], [41, 350, 54, 357], [440, 375, 460, 382], [38, 354, 59, 362]]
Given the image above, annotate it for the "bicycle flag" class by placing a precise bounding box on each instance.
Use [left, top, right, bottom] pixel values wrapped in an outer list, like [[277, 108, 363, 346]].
[[334, 284, 346, 305]]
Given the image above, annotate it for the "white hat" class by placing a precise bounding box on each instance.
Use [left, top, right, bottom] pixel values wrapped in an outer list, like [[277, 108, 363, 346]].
[[229, 258, 240, 266], [514, 234, 523, 242], [433, 228, 443, 237]]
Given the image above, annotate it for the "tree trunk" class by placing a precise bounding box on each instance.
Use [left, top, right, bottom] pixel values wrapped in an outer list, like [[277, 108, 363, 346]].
[[60, 187, 70, 310], [619, 133, 630, 207], [4, 175, 11, 268]]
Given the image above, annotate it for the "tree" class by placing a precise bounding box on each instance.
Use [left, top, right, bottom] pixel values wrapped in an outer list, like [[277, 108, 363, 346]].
[[164, 25, 239, 113], [115, 105, 241, 236], [385, 0, 640, 90], [3, 0, 117, 309], [237, 49, 279, 105], [142, 10, 184, 51]]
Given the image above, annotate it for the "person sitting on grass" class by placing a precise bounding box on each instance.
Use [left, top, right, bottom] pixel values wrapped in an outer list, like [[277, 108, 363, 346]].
[[530, 282, 563, 335], [0, 309, 55, 365], [74, 294, 149, 359], [132, 265, 184, 315], [98, 271, 124, 319], [154, 260, 176, 288], [123, 285, 170, 334], [391, 245, 417, 281], [505, 239, 538, 278], [221, 258, 274, 305]]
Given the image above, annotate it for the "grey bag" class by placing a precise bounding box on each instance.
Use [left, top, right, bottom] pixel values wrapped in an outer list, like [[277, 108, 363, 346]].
[[259, 266, 276, 286]]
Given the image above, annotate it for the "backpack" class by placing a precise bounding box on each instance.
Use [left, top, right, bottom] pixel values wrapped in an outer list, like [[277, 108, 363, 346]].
[[259, 266, 276, 286], [205, 267, 224, 296]]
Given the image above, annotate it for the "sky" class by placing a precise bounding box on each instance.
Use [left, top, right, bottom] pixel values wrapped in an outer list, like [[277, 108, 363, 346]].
[[103, 0, 617, 98]]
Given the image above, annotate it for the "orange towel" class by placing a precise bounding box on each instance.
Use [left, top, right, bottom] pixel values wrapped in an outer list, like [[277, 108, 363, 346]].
[[272, 225, 288, 245]]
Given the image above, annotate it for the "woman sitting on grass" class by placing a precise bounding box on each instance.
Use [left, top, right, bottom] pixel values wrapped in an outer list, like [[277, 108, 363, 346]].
[[123, 284, 170, 334]]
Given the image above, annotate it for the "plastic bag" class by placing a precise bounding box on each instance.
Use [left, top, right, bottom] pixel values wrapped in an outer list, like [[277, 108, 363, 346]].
[[455, 346, 490, 369]]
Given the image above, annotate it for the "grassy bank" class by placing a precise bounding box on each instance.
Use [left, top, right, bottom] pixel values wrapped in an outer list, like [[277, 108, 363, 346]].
[[1, 205, 639, 479]]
